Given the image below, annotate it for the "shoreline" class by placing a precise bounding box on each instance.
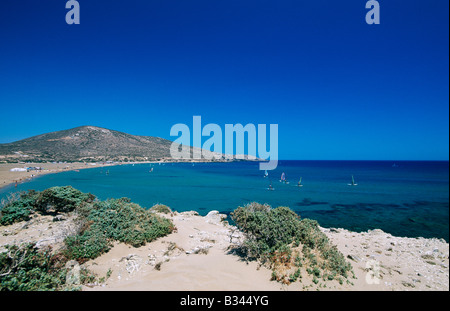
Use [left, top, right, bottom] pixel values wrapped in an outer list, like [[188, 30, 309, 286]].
[[0, 162, 118, 191], [0, 159, 247, 191], [1, 161, 448, 243]]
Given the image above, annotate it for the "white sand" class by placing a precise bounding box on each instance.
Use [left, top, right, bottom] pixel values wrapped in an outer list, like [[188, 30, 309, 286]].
[[1, 211, 448, 291]]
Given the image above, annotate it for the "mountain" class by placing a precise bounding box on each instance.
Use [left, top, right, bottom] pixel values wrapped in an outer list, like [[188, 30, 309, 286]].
[[0, 126, 175, 163]]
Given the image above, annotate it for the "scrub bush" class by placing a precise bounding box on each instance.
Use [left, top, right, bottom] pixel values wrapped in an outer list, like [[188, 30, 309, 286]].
[[35, 186, 95, 214], [231, 202, 353, 286], [64, 198, 174, 262]]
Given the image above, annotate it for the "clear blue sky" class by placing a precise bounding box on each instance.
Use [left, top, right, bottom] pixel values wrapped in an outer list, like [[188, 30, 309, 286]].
[[0, 0, 448, 160]]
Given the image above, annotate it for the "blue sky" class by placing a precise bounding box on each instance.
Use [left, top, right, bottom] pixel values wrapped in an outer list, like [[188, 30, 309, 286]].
[[0, 0, 448, 160]]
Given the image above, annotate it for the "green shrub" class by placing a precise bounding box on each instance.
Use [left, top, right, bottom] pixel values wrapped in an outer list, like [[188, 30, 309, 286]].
[[0, 243, 100, 291], [149, 204, 172, 214], [0, 187, 95, 226], [0, 244, 67, 291], [64, 198, 174, 262], [35, 186, 95, 214], [64, 230, 112, 262], [0, 187, 175, 290], [0, 191, 39, 226], [231, 202, 353, 284], [231, 204, 301, 261]]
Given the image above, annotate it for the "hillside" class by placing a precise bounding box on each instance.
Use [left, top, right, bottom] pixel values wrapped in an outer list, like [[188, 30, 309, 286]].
[[0, 126, 174, 163]]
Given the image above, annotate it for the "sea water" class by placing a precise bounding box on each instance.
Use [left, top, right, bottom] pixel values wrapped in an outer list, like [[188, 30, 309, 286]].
[[0, 161, 448, 241]]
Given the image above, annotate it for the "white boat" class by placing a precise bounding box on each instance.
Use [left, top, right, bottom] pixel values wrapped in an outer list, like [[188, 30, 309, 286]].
[[297, 177, 303, 187]]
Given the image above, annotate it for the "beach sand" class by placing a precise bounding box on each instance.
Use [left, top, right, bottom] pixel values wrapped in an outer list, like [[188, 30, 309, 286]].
[[1, 210, 448, 291], [79, 212, 448, 291], [0, 162, 118, 191]]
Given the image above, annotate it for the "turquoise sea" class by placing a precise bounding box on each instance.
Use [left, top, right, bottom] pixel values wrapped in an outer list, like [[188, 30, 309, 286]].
[[0, 161, 448, 241]]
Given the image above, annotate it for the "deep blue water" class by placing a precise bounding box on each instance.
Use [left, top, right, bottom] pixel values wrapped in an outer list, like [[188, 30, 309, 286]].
[[1, 161, 448, 241]]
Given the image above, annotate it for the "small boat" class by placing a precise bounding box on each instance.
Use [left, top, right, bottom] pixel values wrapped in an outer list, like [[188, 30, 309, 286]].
[[268, 182, 275, 191], [264, 170, 268, 178], [297, 177, 303, 187], [348, 175, 358, 186], [149, 168, 154, 173]]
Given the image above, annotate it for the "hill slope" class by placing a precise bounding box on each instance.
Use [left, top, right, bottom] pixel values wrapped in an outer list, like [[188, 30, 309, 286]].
[[0, 126, 174, 162]]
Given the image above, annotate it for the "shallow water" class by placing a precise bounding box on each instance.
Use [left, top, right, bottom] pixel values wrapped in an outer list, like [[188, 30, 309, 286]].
[[1, 161, 448, 241]]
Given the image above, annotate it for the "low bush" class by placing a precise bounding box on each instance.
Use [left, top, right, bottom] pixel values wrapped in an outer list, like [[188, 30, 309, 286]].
[[0, 191, 39, 226], [64, 198, 175, 262], [35, 186, 95, 214], [0, 187, 94, 226], [1, 187, 176, 290], [231, 202, 353, 286], [0, 243, 67, 291], [149, 204, 172, 214], [0, 243, 100, 291]]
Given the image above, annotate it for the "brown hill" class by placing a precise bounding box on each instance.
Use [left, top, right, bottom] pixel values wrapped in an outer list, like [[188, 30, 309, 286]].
[[0, 126, 173, 163]]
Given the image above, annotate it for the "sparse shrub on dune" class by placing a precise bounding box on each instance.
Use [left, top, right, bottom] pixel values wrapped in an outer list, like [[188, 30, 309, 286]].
[[149, 204, 172, 214], [0, 186, 94, 226], [231, 202, 353, 286], [64, 198, 175, 262], [0, 187, 175, 290], [35, 186, 95, 214], [0, 191, 39, 226], [0, 243, 67, 291]]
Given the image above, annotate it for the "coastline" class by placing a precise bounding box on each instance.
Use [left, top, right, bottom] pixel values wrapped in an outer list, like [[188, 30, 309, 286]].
[[0, 158, 245, 191], [0, 162, 118, 191], [1, 161, 448, 291]]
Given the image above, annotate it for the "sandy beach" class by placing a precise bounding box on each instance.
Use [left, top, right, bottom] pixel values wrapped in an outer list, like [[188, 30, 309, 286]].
[[0, 162, 103, 191], [0, 161, 151, 192], [1, 210, 447, 291], [0, 158, 237, 192]]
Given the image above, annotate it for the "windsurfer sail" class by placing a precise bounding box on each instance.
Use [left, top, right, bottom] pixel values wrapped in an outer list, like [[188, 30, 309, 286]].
[[348, 175, 358, 186]]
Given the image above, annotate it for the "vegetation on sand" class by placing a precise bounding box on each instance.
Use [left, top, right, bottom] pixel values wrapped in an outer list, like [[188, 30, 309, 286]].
[[231, 202, 354, 286], [0, 187, 175, 290]]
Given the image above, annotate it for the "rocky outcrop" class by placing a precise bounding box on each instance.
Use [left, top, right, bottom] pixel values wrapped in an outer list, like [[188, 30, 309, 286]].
[[322, 227, 449, 291]]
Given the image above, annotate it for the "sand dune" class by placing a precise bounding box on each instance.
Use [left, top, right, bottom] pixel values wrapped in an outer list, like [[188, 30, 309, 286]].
[[1, 209, 448, 291], [82, 212, 449, 291]]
